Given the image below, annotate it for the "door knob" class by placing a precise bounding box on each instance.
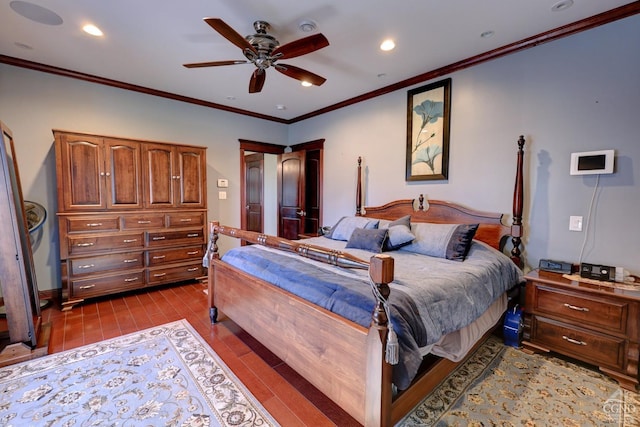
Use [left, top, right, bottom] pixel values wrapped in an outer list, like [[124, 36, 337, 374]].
[[296, 210, 306, 216]]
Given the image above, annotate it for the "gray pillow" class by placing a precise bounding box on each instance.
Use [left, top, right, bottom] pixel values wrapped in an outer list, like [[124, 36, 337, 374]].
[[379, 215, 415, 251], [345, 228, 388, 253], [325, 216, 379, 241], [399, 222, 479, 261]]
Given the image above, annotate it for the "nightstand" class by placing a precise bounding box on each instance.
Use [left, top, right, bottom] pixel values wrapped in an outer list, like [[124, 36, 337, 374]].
[[522, 269, 640, 391]]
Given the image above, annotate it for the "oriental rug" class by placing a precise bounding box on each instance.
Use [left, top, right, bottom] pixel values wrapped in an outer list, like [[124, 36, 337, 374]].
[[0, 320, 279, 426], [399, 335, 639, 426]]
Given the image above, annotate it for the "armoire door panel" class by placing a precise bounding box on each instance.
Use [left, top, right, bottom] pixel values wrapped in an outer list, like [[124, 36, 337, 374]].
[[62, 136, 105, 210], [143, 144, 174, 208], [105, 139, 142, 209], [176, 147, 205, 207]]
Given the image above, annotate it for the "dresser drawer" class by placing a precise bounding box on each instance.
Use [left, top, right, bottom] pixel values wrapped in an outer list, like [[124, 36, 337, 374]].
[[69, 252, 144, 276], [166, 212, 205, 228], [531, 316, 625, 370], [147, 263, 204, 285], [68, 233, 144, 255], [147, 245, 204, 266], [122, 214, 165, 229], [66, 216, 120, 233], [71, 270, 145, 298], [531, 284, 628, 335], [146, 229, 204, 247]]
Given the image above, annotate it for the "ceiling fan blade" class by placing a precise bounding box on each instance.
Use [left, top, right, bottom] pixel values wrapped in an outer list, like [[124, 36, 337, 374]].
[[249, 69, 266, 93], [272, 33, 329, 59], [183, 60, 248, 68], [275, 64, 326, 86], [204, 18, 257, 54]]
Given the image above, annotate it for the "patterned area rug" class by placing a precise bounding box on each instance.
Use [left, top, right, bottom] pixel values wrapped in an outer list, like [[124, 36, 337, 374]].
[[0, 320, 279, 426], [399, 335, 639, 426]]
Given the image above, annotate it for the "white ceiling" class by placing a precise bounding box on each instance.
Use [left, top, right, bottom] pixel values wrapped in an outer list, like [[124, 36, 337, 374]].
[[0, 0, 636, 121]]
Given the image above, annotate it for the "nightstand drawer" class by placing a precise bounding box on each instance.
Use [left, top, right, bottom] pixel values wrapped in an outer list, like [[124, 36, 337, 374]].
[[531, 284, 628, 334], [531, 317, 625, 370]]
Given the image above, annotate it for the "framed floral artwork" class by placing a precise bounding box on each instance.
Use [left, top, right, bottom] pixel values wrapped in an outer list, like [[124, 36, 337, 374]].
[[406, 78, 451, 181]]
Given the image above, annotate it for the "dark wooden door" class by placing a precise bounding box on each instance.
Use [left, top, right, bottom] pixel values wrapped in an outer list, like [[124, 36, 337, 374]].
[[244, 153, 264, 233], [278, 151, 305, 240], [304, 149, 321, 235], [104, 138, 142, 209]]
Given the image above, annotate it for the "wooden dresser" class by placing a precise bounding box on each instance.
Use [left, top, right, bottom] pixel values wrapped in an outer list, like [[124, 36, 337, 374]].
[[522, 269, 639, 391], [54, 130, 207, 310]]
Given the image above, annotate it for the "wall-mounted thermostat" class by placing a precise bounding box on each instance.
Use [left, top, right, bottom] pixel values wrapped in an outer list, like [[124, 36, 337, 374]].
[[217, 179, 229, 188]]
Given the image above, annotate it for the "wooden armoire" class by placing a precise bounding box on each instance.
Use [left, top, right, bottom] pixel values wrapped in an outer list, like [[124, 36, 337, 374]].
[[54, 130, 207, 310]]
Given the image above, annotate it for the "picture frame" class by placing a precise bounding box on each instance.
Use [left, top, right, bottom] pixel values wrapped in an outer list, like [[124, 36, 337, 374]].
[[406, 78, 451, 181]]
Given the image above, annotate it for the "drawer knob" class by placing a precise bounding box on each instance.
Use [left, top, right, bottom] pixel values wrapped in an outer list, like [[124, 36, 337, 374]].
[[124, 277, 139, 282], [86, 223, 103, 227], [137, 220, 151, 224], [123, 259, 138, 263], [186, 251, 199, 255], [562, 335, 587, 346], [563, 303, 589, 312], [152, 236, 166, 241], [76, 242, 95, 247], [154, 273, 167, 278], [187, 233, 199, 238], [152, 255, 166, 260], [187, 267, 198, 272], [180, 218, 192, 222], [123, 239, 138, 243], [79, 284, 96, 290]]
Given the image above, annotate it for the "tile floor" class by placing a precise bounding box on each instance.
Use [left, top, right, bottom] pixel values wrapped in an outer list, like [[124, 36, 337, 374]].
[[34, 282, 361, 426]]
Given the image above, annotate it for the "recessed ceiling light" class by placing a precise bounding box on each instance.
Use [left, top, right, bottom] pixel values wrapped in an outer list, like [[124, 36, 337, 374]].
[[83, 24, 103, 37], [298, 20, 317, 33], [551, 0, 574, 12], [225, 96, 236, 100], [276, 104, 286, 110], [10, 1, 63, 25], [377, 73, 387, 78], [301, 81, 313, 87], [480, 30, 495, 39], [380, 39, 395, 51]]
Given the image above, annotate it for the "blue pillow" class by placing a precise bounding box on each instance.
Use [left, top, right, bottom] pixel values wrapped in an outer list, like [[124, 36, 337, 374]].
[[325, 216, 379, 241], [399, 223, 479, 261], [379, 215, 415, 251], [345, 228, 388, 253]]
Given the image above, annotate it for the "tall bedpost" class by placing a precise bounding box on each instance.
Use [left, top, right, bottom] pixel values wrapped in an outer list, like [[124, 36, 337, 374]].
[[356, 156, 363, 216], [365, 254, 394, 427], [208, 221, 220, 323], [511, 136, 525, 267]]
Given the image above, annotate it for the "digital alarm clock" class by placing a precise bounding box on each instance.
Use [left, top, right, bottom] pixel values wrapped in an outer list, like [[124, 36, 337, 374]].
[[539, 259, 572, 274], [580, 262, 616, 282]]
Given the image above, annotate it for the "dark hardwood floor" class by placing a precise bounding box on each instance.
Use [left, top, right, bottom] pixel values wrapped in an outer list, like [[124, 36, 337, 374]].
[[29, 282, 361, 426]]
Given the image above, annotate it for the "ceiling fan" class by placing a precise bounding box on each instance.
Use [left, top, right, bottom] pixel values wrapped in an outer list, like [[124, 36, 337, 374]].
[[184, 18, 329, 93]]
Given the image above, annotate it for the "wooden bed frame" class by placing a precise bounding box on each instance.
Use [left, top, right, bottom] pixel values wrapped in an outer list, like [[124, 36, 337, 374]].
[[207, 136, 526, 426]]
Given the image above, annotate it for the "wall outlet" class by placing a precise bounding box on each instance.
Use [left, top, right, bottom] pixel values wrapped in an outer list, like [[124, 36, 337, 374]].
[[218, 191, 227, 200], [569, 215, 583, 231]]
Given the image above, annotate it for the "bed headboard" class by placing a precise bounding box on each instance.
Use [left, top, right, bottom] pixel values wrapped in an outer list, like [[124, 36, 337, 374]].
[[356, 136, 525, 266]]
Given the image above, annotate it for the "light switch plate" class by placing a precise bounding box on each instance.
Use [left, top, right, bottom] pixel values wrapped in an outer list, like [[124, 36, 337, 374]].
[[218, 191, 227, 200], [569, 215, 583, 231]]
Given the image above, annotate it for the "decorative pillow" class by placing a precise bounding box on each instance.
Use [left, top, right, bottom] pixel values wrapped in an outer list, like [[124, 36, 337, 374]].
[[379, 215, 415, 251], [325, 216, 379, 241], [399, 223, 479, 261], [345, 228, 388, 253]]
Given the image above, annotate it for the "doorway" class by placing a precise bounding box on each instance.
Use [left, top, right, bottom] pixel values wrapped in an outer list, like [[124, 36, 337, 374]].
[[240, 139, 323, 239]]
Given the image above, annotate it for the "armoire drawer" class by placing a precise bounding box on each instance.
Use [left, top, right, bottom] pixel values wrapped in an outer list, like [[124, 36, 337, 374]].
[[68, 233, 144, 255], [147, 263, 204, 285], [122, 214, 165, 229], [146, 229, 204, 247], [531, 316, 625, 370], [147, 245, 204, 266], [71, 270, 145, 298], [69, 252, 144, 276], [166, 212, 205, 228], [66, 216, 120, 233]]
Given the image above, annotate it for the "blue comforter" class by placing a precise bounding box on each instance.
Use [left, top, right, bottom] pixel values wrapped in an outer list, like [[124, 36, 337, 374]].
[[221, 239, 523, 389]]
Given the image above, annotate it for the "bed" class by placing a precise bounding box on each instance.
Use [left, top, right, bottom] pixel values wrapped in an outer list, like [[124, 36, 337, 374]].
[[206, 136, 526, 426]]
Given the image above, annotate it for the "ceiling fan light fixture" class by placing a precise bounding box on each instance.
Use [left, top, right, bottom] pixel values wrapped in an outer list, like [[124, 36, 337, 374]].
[[301, 81, 313, 87], [551, 0, 573, 12]]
